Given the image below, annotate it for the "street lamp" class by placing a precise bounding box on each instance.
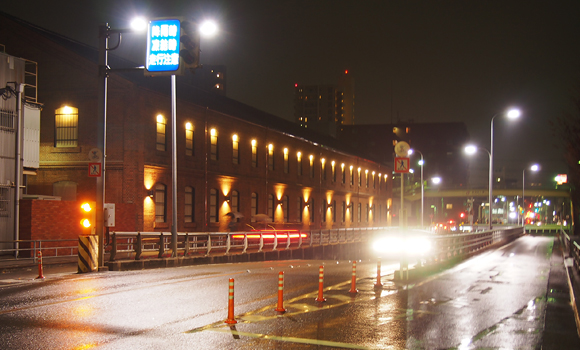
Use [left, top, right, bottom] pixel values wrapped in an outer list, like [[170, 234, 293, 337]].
[[464, 144, 491, 227], [408, 149, 424, 228], [489, 108, 521, 230], [522, 164, 540, 226]]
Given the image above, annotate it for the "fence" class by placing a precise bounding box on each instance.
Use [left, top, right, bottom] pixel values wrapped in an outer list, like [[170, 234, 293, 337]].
[[0, 239, 78, 264], [108, 227, 387, 261]]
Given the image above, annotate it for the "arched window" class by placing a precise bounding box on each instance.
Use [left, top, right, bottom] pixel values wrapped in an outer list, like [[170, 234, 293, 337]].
[[251, 192, 258, 222], [209, 189, 218, 222], [231, 190, 240, 214], [185, 186, 194, 223], [155, 183, 167, 223], [267, 194, 274, 221], [283, 195, 289, 222]]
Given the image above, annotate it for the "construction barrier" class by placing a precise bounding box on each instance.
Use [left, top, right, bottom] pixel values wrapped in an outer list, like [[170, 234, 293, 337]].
[[36, 251, 45, 279], [275, 271, 286, 313], [225, 278, 237, 324], [78, 235, 98, 273], [349, 260, 358, 294], [315, 265, 326, 302], [375, 258, 382, 289]]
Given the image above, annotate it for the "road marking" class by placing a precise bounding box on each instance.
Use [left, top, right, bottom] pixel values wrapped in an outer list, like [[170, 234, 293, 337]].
[[208, 328, 373, 349]]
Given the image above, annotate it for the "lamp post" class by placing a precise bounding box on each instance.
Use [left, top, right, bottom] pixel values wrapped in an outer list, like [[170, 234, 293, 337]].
[[408, 149, 424, 228], [97, 20, 146, 269], [489, 108, 521, 230], [522, 164, 540, 226], [464, 145, 491, 227]]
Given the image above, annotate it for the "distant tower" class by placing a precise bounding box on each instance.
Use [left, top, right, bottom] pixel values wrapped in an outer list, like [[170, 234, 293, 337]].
[[294, 70, 355, 137]]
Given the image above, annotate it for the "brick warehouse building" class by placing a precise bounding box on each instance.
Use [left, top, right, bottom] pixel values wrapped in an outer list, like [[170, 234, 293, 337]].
[[0, 13, 393, 239]]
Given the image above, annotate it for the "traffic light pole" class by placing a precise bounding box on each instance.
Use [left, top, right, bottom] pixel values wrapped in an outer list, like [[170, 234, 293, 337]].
[[96, 24, 109, 270]]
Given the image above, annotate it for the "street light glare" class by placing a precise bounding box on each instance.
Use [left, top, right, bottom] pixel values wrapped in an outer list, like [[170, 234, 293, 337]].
[[506, 108, 521, 119], [408, 149, 414, 155], [464, 145, 477, 155], [199, 20, 218, 37], [531, 164, 540, 172], [130, 17, 147, 32], [432, 176, 442, 184]]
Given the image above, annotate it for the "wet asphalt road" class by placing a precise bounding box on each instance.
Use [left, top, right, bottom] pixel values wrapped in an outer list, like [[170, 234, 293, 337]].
[[0, 235, 577, 349]]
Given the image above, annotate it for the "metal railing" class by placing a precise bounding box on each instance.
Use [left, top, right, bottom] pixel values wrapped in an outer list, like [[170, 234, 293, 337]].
[[0, 239, 78, 264], [427, 226, 523, 262], [108, 227, 387, 261], [561, 230, 580, 276]]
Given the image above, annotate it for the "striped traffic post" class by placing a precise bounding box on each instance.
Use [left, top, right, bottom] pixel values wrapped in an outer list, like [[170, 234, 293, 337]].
[[225, 278, 237, 324], [36, 251, 45, 279], [78, 235, 98, 273], [315, 265, 326, 302], [275, 271, 286, 313], [349, 260, 358, 294], [374, 258, 383, 289]]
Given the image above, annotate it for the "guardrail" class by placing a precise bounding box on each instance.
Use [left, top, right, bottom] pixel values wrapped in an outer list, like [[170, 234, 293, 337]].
[[0, 239, 78, 263], [561, 230, 580, 275], [427, 226, 524, 263], [108, 227, 387, 261]]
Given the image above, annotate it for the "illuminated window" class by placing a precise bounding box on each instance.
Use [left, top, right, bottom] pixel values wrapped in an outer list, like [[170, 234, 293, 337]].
[[341, 164, 346, 184], [251, 140, 258, 167], [232, 134, 239, 164], [55, 106, 78, 147], [251, 193, 258, 222], [268, 194, 274, 221], [341, 201, 346, 223], [309, 155, 314, 178], [268, 144, 274, 171], [331, 161, 336, 182], [283, 148, 289, 173], [321, 159, 326, 181], [156, 114, 166, 151], [155, 183, 166, 223], [365, 170, 369, 188], [283, 195, 289, 222], [185, 186, 194, 223], [210, 128, 218, 160], [209, 189, 218, 222], [297, 152, 303, 176], [366, 203, 369, 222], [350, 166, 354, 185], [358, 168, 362, 187], [185, 123, 194, 156]]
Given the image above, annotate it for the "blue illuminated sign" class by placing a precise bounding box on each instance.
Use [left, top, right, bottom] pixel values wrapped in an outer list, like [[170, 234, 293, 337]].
[[146, 19, 181, 72]]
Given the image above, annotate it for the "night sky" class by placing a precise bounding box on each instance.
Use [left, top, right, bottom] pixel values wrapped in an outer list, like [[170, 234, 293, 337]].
[[3, 0, 580, 182]]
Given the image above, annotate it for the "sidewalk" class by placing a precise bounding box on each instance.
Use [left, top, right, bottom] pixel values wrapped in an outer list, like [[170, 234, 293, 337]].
[[542, 236, 580, 349], [0, 256, 77, 281]]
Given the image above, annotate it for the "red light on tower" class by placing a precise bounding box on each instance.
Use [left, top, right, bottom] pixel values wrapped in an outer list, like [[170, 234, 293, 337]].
[[344, 70, 348, 74], [294, 83, 298, 87]]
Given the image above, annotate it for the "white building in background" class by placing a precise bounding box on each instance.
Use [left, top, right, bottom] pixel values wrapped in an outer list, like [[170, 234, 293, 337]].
[[0, 49, 41, 247]]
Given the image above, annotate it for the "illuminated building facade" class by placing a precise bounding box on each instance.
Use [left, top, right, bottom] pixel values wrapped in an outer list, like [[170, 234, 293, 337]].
[[0, 13, 392, 235]]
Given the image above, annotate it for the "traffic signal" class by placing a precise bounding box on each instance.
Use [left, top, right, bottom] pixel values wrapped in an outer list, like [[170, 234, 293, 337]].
[[80, 201, 96, 234], [180, 20, 201, 72]]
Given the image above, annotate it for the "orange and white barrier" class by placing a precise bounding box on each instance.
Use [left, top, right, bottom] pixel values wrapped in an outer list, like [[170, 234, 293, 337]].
[[275, 271, 286, 313], [225, 278, 237, 324], [315, 265, 326, 302], [349, 260, 358, 294], [36, 251, 45, 279], [375, 258, 383, 288]]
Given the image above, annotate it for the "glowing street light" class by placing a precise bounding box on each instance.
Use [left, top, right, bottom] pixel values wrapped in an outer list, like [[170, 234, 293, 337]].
[[522, 164, 540, 225], [464, 144, 491, 226], [199, 20, 218, 37], [489, 108, 521, 230]]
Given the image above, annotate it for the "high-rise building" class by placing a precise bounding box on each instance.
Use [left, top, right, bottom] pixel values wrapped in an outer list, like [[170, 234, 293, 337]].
[[294, 70, 354, 137]]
